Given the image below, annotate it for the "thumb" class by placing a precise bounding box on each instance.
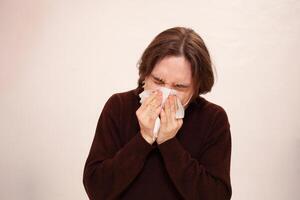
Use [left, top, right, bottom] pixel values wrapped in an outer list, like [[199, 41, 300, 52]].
[[160, 108, 167, 124], [177, 118, 183, 128]]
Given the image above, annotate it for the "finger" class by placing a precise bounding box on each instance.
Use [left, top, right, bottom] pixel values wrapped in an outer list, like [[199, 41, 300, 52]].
[[145, 91, 158, 105], [160, 108, 167, 124], [165, 97, 173, 122], [147, 90, 162, 106], [140, 90, 159, 110], [167, 96, 176, 125], [164, 96, 171, 117], [176, 118, 183, 128], [150, 91, 162, 108], [148, 102, 163, 115], [170, 95, 176, 117], [155, 105, 162, 116], [175, 96, 179, 111], [144, 96, 163, 118], [144, 94, 162, 116]]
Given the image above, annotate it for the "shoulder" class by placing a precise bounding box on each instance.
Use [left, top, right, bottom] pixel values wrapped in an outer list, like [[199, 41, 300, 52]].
[[192, 96, 230, 128], [107, 88, 139, 105], [102, 88, 140, 114], [190, 96, 231, 146]]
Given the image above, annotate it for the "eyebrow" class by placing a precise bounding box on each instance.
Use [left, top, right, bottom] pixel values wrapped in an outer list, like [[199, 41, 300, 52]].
[[151, 74, 191, 88]]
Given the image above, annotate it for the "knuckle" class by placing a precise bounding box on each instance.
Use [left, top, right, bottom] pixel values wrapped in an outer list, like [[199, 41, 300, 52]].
[[149, 115, 156, 121]]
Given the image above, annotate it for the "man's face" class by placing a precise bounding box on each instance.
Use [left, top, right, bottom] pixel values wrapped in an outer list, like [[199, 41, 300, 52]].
[[143, 56, 194, 108]]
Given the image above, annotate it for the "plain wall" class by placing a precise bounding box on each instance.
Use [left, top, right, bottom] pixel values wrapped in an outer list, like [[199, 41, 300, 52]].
[[1, 0, 299, 199]]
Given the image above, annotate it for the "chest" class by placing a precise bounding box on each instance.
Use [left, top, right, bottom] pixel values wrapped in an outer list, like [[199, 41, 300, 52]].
[[120, 107, 212, 160]]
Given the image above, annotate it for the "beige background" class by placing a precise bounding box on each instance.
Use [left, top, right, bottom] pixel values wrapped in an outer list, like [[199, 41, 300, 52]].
[[1, 0, 299, 199]]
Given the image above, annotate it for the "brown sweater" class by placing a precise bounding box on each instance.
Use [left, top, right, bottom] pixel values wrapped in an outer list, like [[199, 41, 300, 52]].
[[83, 87, 232, 200]]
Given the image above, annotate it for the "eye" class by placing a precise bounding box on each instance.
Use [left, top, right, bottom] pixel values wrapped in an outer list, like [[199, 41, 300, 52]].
[[151, 75, 163, 84], [175, 84, 186, 89], [153, 77, 164, 85], [155, 81, 164, 85]]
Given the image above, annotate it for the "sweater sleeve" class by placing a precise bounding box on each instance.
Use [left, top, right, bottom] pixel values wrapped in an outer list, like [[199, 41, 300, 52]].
[[83, 94, 154, 200], [157, 108, 232, 200]]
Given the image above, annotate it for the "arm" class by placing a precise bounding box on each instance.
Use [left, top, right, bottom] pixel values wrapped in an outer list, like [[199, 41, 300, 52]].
[[158, 109, 232, 200], [83, 94, 154, 200]]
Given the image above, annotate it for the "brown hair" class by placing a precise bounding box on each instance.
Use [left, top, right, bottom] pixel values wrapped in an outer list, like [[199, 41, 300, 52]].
[[136, 26, 215, 102]]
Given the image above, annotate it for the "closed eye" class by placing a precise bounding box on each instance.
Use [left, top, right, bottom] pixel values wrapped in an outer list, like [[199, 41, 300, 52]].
[[175, 84, 189, 89], [155, 80, 164, 85], [151, 75, 165, 84], [151, 74, 190, 89]]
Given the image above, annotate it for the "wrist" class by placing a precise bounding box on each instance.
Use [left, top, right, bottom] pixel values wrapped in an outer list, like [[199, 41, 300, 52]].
[[157, 136, 172, 145], [141, 132, 155, 145]]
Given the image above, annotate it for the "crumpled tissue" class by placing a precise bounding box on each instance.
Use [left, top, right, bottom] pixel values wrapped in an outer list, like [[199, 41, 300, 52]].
[[139, 87, 185, 142]]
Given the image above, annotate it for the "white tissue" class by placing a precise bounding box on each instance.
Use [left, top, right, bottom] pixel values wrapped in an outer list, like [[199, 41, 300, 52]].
[[139, 87, 185, 142]]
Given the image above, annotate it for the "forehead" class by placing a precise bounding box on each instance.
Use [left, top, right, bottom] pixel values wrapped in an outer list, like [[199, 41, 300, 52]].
[[151, 56, 192, 83]]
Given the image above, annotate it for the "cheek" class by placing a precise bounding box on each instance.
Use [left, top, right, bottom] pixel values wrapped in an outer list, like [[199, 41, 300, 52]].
[[176, 92, 187, 104], [176, 91, 192, 105]]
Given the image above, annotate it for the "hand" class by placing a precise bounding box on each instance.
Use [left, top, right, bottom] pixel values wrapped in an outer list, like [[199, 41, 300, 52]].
[[156, 95, 183, 145], [136, 90, 162, 144]]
